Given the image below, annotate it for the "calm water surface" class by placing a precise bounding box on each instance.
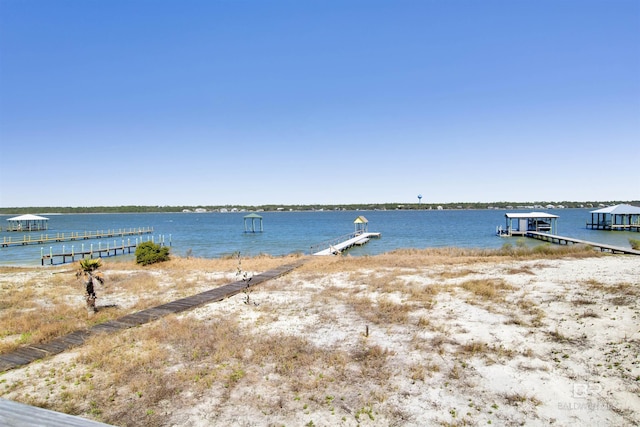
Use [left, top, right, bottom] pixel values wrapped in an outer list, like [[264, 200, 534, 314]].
[[1, 209, 637, 266]]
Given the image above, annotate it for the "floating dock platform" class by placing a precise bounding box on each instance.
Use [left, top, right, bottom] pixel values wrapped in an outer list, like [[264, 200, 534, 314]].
[[313, 231, 381, 256]]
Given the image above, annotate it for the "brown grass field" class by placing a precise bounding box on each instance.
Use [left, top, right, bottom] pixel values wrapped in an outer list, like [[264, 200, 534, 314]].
[[0, 245, 639, 426]]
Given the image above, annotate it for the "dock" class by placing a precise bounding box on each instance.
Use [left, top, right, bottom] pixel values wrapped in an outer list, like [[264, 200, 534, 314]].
[[585, 223, 640, 232], [586, 204, 640, 232], [41, 243, 137, 265], [1, 227, 154, 248], [312, 231, 381, 255], [526, 231, 640, 255], [40, 236, 170, 265]]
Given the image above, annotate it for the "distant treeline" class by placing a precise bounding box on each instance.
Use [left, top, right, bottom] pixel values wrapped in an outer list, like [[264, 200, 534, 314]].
[[1, 200, 638, 215]]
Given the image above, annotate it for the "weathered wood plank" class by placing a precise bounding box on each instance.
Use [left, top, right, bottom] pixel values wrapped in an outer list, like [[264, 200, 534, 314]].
[[0, 258, 307, 372], [526, 232, 640, 255], [0, 398, 114, 426]]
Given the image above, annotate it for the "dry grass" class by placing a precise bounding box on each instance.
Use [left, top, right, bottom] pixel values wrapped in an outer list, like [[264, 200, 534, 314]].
[[0, 249, 637, 427], [0, 254, 303, 354], [459, 278, 515, 302], [583, 279, 639, 307], [29, 311, 393, 426], [503, 392, 542, 407]]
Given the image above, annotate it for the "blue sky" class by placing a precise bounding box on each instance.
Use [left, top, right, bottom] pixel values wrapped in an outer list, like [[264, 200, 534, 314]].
[[1, 0, 638, 207]]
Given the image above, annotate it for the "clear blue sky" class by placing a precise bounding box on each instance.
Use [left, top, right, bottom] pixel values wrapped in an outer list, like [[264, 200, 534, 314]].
[[1, 0, 638, 207]]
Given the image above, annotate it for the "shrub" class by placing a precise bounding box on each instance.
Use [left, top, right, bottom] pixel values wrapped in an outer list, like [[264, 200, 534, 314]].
[[135, 241, 170, 265], [630, 238, 640, 250]]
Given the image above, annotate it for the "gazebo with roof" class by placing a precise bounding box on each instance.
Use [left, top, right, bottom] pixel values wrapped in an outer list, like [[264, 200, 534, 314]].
[[354, 215, 369, 234], [6, 214, 49, 232], [243, 213, 263, 233], [587, 204, 640, 232]]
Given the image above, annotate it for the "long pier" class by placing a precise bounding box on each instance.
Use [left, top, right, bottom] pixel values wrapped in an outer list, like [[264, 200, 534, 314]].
[[41, 244, 138, 265], [526, 231, 640, 255], [40, 235, 170, 265], [1, 227, 154, 248], [312, 231, 381, 255]]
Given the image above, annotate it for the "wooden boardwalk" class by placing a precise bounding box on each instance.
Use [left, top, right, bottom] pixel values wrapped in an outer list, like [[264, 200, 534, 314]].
[[526, 231, 640, 255], [42, 243, 142, 265], [0, 258, 307, 373], [1, 227, 154, 248], [313, 232, 381, 255], [0, 397, 114, 426]]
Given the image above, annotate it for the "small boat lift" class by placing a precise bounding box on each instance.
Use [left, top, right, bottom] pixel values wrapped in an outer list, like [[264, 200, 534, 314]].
[[497, 212, 559, 237]]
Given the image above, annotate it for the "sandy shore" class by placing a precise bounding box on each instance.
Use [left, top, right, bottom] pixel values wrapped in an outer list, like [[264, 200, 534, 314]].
[[0, 253, 639, 426]]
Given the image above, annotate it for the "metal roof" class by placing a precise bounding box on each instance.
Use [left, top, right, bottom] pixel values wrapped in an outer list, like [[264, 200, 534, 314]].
[[6, 214, 49, 221], [504, 212, 559, 219], [590, 204, 640, 215]]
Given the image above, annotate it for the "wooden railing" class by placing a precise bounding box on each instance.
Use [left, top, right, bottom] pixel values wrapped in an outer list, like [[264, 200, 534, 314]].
[[1, 227, 154, 247], [309, 230, 364, 254]]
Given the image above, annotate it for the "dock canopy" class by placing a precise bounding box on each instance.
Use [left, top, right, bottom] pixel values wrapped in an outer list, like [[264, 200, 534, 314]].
[[243, 213, 263, 233], [500, 212, 558, 236], [6, 214, 49, 232], [587, 204, 640, 231], [354, 215, 369, 233]]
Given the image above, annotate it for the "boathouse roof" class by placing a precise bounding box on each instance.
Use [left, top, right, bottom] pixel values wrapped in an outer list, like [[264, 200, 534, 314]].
[[354, 215, 368, 224], [505, 212, 558, 219], [7, 214, 49, 221], [590, 204, 640, 215]]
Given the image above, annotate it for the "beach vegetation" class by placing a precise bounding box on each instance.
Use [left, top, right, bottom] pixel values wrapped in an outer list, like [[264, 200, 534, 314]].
[[76, 258, 105, 315], [0, 249, 637, 426], [135, 241, 170, 265], [629, 238, 640, 250]]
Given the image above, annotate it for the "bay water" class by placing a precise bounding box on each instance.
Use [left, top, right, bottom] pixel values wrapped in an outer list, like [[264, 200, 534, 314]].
[[1, 209, 637, 266]]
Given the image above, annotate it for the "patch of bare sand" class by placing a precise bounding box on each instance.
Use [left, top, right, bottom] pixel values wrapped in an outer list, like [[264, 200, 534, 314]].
[[1, 255, 639, 426]]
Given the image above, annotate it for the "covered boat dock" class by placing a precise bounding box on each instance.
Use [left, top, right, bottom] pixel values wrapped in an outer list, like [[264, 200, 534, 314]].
[[4, 214, 49, 232], [498, 212, 558, 237], [587, 204, 640, 232]]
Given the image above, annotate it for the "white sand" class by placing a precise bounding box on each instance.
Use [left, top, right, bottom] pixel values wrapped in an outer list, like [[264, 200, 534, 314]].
[[1, 255, 639, 426]]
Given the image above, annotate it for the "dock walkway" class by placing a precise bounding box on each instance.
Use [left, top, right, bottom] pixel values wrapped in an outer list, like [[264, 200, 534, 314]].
[[313, 231, 381, 255], [1, 227, 154, 248], [526, 231, 640, 255], [41, 243, 140, 265], [0, 258, 307, 373]]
